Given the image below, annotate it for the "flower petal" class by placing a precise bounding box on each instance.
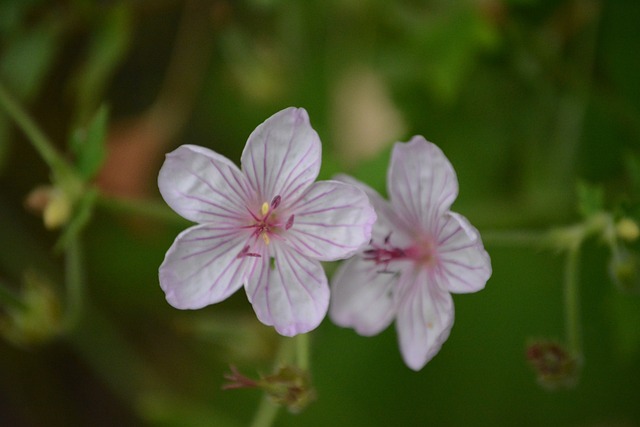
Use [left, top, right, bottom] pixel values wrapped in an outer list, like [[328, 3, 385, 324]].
[[395, 269, 454, 370], [436, 212, 492, 294], [329, 256, 398, 336], [387, 136, 458, 231], [285, 180, 376, 261], [159, 224, 257, 309], [158, 145, 253, 224], [245, 245, 329, 336], [241, 107, 321, 204], [334, 174, 413, 245]]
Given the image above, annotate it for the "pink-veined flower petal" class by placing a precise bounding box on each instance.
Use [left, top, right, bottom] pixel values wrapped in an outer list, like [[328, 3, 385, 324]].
[[246, 244, 329, 336], [158, 145, 253, 224], [159, 224, 257, 309], [334, 174, 413, 245], [285, 180, 376, 262], [388, 136, 458, 231], [241, 107, 321, 204], [329, 257, 398, 336], [395, 269, 455, 371], [436, 212, 492, 294]]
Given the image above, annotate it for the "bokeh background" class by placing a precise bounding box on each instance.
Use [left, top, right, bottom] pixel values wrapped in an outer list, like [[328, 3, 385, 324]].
[[1, 0, 640, 426]]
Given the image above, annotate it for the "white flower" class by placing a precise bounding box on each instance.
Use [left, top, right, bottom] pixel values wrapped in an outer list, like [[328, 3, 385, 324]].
[[158, 107, 376, 336], [330, 136, 491, 370]]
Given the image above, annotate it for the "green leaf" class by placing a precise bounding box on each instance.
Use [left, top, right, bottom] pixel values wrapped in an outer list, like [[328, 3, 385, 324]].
[[69, 105, 108, 180], [576, 180, 603, 218]]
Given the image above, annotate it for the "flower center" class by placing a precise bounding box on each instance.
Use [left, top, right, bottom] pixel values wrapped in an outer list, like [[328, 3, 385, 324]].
[[237, 195, 295, 259], [364, 233, 437, 272]]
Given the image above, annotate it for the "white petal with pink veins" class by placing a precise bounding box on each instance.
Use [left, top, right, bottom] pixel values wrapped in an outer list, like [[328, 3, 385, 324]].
[[396, 269, 455, 371], [286, 180, 376, 262], [388, 137, 458, 231], [159, 224, 257, 309], [436, 212, 492, 294], [246, 244, 329, 336], [330, 256, 398, 336], [158, 145, 253, 225], [241, 107, 321, 203]]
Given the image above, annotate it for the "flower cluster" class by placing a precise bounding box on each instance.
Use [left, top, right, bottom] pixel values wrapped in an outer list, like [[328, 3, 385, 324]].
[[158, 107, 492, 369]]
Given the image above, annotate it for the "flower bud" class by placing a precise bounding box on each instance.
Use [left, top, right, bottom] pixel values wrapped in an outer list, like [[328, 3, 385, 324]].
[[616, 218, 640, 242], [25, 185, 72, 229], [526, 339, 580, 389]]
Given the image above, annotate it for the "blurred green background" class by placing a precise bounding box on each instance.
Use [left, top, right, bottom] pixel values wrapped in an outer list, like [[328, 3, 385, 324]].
[[1, 0, 640, 426]]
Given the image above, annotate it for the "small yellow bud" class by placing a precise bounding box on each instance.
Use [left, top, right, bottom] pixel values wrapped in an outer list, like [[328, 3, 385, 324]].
[[43, 188, 71, 229], [261, 202, 270, 216], [25, 186, 72, 230], [616, 218, 640, 242]]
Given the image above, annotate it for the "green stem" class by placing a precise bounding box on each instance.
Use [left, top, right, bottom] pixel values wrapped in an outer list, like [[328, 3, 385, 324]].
[[96, 193, 188, 225], [64, 236, 84, 331], [563, 245, 582, 359], [0, 82, 68, 174], [249, 396, 280, 427], [296, 333, 310, 371], [0, 279, 27, 311], [248, 334, 309, 427]]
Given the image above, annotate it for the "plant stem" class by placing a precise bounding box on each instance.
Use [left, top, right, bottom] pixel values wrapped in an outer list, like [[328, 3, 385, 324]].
[[0, 82, 68, 174], [64, 236, 84, 331], [249, 396, 280, 427], [248, 333, 312, 427], [296, 333, 310, 371], [564, 245, 582, 359]]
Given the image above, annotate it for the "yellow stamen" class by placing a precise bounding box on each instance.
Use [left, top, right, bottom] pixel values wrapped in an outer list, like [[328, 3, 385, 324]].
[[261, 202, 269, 216], [262, 233, 270, 245]]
